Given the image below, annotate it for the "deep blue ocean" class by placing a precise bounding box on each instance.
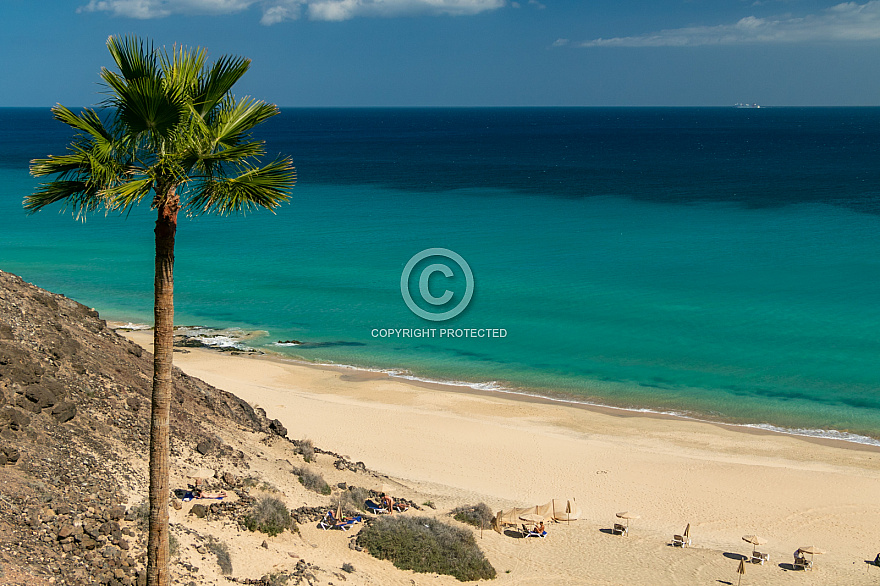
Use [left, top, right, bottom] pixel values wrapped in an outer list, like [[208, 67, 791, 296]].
[[2, 107, 879, 443]]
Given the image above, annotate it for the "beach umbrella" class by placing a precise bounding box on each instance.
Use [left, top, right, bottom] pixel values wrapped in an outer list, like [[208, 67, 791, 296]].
[[684, 523, 690, 539], [190, 468, 215, 480], [494, 511, 503, 534], [798, 546, 825, 568], [736, 559, 746, 586], [615, 511, 640, 531], [519, 513, 544, 523], [742, 535, 767, 558]]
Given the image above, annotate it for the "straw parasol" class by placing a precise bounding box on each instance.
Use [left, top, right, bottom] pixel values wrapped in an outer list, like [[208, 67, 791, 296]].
[[736, 559, 746, 586], [615, 511, 640, 530], [519, 513, 544, 524], [742, 535, 767, 558], [683, 523, 690, 540], [798, 546, 825, 568]]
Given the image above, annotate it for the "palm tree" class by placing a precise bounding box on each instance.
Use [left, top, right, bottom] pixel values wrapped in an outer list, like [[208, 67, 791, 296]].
[[26, 36, 296, 586]]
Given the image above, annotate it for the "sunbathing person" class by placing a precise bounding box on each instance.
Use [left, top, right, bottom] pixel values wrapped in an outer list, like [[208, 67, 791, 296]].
[[380, 493, 394, 513], [534, 521, 545, 535]]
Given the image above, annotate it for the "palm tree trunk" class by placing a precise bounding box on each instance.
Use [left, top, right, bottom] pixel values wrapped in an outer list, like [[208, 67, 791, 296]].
[[147, 188, 180, 586]]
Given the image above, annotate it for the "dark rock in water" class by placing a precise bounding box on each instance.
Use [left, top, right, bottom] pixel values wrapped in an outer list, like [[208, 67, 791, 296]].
[[189, 504, 208, 518], [196, 440, 214, 455], [269, 418, 287, 438], [25, 384, 58, 408], [51, 401, 77, 423]]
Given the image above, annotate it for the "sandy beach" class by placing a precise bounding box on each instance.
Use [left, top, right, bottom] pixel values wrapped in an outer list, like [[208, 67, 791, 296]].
[[124, 330, 880, 585]]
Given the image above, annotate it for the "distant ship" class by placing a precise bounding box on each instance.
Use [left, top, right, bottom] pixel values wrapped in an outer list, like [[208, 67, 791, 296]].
[[734, 103, 761, 108]]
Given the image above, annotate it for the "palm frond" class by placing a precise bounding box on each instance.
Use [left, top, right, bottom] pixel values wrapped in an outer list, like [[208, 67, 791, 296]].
[[181, 140, 267, 174], [106, 35, 159, 81], [30, 152, 87, 178], [186, 157, 295, 216], [52, 106, 110, 141], [212, 97, 279, 147], [160, 44, 207, 100], [106, 178, 154, 212], [192, 55, 251, 117], [24, 180, 108, 219], [105, 74, 186, 139], [28, 35, 292, 222]]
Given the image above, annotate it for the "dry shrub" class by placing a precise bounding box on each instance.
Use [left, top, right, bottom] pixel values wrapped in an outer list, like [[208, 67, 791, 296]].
[[356, 516, 496, 582]]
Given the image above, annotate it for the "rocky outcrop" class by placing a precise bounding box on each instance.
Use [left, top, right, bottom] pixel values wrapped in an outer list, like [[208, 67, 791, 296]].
[[0, 269, 290, 585]]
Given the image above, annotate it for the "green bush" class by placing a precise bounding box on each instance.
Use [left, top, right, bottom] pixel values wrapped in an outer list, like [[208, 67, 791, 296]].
[[451, 503, 494, 529], [356, 516, 496, 582], [293, 466, 331, 495], [132, 500, 150, 528], [333, 486, 371, 513], [204, 535, 233, 575], [242, 496, 295, 537], [296, 438, 315, 463], [169, 534, 179, 558]]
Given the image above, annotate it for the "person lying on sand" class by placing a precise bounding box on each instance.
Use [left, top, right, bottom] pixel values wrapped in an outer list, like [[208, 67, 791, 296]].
[[197, 491, 226, 499]]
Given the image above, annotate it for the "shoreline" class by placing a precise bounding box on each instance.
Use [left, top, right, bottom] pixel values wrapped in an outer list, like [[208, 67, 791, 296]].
[[115, 321, 880, 451], [118, 325, 880, 584]]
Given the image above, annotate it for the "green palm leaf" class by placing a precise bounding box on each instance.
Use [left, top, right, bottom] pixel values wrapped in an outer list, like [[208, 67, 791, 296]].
[[187, 157, 295, 215], [192, 55, 251, 117]]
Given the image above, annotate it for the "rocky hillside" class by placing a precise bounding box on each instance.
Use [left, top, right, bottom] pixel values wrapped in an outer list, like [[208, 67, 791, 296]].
[[0, 270, 291, 585]]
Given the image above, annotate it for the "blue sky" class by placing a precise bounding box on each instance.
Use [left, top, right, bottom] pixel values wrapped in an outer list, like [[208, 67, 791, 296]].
[[2, 0, 879, 106]]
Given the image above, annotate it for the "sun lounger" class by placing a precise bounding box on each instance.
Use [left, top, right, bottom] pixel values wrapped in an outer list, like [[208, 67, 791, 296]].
[[526, 528, 547, 538], [365, 499, 389, 514], [751, 551, 769, 565], [319, 512, 362, 531], [672, 534, 691, 547], [613, 523, 628, 536], [393, 501, 410, 512]]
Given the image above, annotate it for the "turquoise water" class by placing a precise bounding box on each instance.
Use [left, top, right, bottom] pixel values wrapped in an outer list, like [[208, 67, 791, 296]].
[[2, 108, 879, 443]]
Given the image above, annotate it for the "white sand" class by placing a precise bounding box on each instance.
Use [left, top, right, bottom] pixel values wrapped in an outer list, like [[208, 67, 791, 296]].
[[125, 330, 880, 585]]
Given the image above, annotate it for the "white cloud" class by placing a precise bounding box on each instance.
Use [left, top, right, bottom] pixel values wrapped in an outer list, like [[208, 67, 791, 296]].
[[78, 0, 504, 22], [77, 0, 253, 18], [575, 1, 880, 47], [305, 0, 504, 20]]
